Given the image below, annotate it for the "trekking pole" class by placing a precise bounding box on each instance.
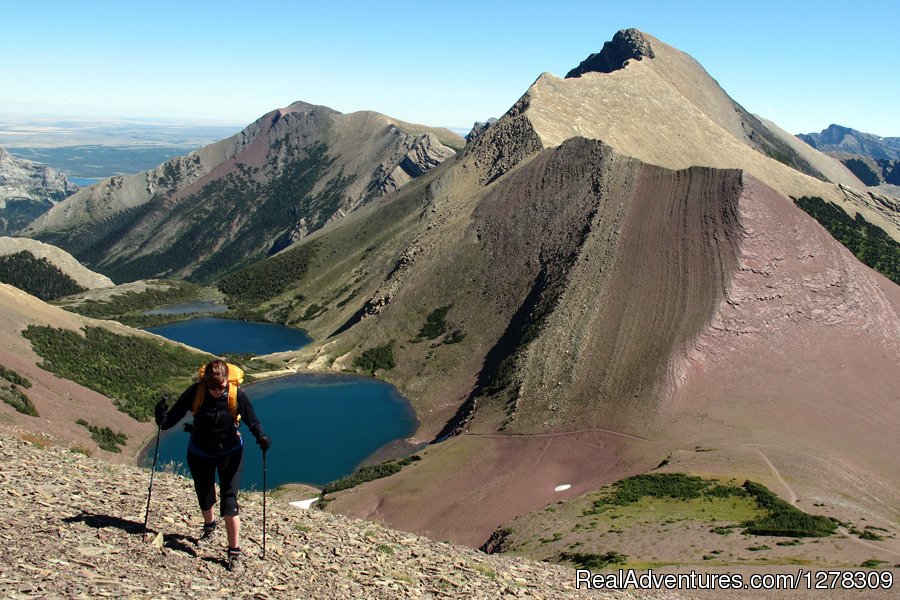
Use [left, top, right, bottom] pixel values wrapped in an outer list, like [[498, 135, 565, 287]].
[[262, 447, 267, 559], [142, 423, 162, 541]]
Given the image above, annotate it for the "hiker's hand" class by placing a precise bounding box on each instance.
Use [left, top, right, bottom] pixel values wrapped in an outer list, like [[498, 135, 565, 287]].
[[258, 435, 272, 453], [154, 399, 168, 427]]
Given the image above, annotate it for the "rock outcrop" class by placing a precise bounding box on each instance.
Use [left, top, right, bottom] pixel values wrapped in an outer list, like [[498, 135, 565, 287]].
[[565, 28, 655, 77], [374, 131, 458, 194], [465, 118, 498, 143], [0, 148, 78, 235]]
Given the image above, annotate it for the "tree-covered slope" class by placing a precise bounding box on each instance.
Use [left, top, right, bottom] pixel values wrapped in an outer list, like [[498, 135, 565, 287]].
[[0, 251, 87, 301]]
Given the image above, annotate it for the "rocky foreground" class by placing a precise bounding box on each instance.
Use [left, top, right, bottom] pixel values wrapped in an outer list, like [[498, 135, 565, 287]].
[[0, 432, 678, 599]]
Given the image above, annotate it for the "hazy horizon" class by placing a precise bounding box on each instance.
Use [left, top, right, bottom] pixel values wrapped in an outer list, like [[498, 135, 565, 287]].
[[2, 1, 899, 137]]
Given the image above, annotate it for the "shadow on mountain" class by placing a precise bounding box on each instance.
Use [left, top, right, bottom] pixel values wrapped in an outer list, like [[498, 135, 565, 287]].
[[329, 304, 367, 338], [431, 268, 551, 442]]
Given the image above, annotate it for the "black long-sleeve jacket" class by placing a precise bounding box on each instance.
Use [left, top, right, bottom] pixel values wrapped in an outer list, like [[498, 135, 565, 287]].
[[160, 382, 266, 455]]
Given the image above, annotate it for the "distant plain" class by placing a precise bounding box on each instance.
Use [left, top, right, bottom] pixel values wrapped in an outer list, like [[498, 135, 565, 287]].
[[0, 114, 242, 178]]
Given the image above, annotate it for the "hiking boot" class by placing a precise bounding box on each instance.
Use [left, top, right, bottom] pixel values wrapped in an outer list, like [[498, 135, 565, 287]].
[[196, 521, 218, 547], [226, 547, 242, 573]]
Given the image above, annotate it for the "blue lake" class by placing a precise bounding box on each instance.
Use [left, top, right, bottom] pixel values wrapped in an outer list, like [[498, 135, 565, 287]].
[[151, 374, 418, 488], [145, 317, 312, 355], [144, 315, 420, 489]]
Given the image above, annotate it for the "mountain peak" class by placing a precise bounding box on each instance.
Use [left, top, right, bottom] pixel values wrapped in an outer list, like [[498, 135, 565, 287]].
[[282, 100, 339, 115], [823, 123, 853, 138], [797, 124, 900, 160], [565, 28, 655, 78]]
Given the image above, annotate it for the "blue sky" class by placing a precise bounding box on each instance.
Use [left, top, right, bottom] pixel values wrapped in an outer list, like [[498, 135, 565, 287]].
[[1, 0, 898, 135]]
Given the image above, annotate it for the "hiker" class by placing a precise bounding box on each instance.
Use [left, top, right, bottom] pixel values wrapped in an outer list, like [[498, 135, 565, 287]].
[[154, 359, 271, 571]]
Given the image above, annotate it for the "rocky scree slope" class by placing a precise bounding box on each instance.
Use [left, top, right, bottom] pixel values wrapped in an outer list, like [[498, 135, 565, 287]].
[[23, 102, 462, 283], [0, 432, 677, 599], [0, 148, 78, 235]]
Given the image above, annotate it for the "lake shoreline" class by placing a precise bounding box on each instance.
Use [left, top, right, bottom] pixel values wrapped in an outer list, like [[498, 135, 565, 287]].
[[136, 370, 421, 491], [144, 316, 312, 356], [358, 437, 428, 468], [136, 309, 420, 490]]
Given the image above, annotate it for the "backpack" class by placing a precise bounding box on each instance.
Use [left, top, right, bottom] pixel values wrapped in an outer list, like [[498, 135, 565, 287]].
[[193, 363, 244, 426]]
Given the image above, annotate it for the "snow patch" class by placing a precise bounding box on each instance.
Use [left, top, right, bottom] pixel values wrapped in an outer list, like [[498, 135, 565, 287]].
[[290, 498, 318, 510]]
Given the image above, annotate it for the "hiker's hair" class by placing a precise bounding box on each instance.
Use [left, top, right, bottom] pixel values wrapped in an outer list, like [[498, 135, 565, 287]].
[[203, 359, 229, 389]]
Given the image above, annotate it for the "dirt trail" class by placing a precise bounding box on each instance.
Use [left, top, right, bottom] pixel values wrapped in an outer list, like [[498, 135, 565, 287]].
[[838, 528, 900, 558], [751, 446, 798, 504], [468, 426, 660, 444]]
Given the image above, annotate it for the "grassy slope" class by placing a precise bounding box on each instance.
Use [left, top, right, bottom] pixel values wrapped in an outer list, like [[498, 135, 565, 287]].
[[22, 324, 211, 422], [0, 283, 196, 459], [497, 473, 893, 570]]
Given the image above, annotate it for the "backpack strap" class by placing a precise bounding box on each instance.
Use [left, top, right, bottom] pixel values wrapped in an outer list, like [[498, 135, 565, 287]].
[[227, 384, 240, 427], [192, 382, 206, 416]]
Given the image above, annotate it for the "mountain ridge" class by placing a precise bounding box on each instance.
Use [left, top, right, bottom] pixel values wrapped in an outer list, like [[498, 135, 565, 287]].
[[23, 102, 463, 282], [0, 237, 113, 290], [798, 124, 900, 160]]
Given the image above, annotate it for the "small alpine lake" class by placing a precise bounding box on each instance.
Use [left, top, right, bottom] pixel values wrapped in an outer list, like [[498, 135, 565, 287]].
[[145, 316, 312, 356], [151, 373, 419, 489], [143, 315, 420, 490]]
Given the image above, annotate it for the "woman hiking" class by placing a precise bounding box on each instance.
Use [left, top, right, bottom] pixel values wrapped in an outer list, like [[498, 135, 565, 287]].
[[155, 359, 271, 572]]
